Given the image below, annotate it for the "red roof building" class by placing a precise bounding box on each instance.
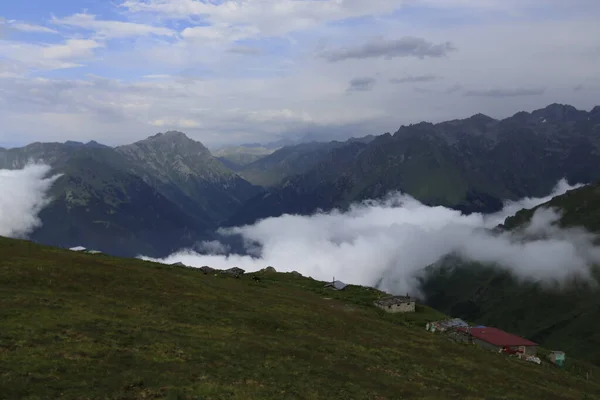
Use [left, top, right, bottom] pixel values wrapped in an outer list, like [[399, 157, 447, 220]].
[[457, 327, 538, 355]]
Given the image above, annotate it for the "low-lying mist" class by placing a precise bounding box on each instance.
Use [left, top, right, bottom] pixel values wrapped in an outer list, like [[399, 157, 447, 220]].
[[0, 163, 60, 238], [143, 179, 600, 296]]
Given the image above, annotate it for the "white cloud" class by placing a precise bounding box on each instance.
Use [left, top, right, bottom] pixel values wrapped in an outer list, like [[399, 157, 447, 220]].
[[143, 179, 594, 297], [0, 39, 103, 70], [41, 39, 102, 60], [150, 118, 202, 128], [51, 13, 176, 39], [487, 179, 584, 226], [0, 164, 61, 238], [8, 22, 59, 34], [122, 0, 402, 39]]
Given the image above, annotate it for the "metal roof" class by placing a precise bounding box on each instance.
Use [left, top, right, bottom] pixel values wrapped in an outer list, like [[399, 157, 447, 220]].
[[324, 280, 347, 290], [458, 327, 537, 347]]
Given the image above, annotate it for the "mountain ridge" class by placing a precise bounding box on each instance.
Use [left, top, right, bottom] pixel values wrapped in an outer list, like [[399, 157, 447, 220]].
[[0, 131, 262, 256], [227, 103, 600, 227]]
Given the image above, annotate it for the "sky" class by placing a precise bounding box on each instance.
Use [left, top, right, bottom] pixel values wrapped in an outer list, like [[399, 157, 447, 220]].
[[1, 0, 599, 148]]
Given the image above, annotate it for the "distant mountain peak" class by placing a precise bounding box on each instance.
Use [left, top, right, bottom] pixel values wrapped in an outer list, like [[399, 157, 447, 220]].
[[64, 140, 85, 147], [132, 131, 211, 154], [63, 140, 108, 148], [467, 113, 496, 124], [531, 103, 583, 122], [147, 130, 191, 141]]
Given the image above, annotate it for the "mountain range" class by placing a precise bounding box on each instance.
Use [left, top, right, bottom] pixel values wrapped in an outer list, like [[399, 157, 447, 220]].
[[227, 103, 600, 226], [2, 103, 600, 258]]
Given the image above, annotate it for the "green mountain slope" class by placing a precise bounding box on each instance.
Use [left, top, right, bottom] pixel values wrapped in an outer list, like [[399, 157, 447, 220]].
[[213, 145, 277, 167], [32, 155, 202, 258], [1, 236, 599, 399], [228, 104, 600, 226], [421, 181, 600, 365], [236, 135, 376, 187]]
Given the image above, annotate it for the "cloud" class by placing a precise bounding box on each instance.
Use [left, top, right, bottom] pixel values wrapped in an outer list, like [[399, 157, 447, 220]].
[[347, 77, 376, 92], [143, 179, 594, 297], [0, 39, 103, 70], [0, 164, 60, 239], [464, 88, 546, 97], [445, 84, 463, 94], [227, 46, 263, 56], [321, 37, 457, 62], [150, 118, 202, 129], [390, 74, 441, 84], [487, 178, 584, 226], [51, 13, 176, 39], [196, 240, 231, 255], [122, 0, 401, 39], [5, 22, 59, 34]]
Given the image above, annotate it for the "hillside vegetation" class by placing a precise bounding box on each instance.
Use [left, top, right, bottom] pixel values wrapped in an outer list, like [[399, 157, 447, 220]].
[[422, 181, 600, 366], [1, 237, 600, 399]]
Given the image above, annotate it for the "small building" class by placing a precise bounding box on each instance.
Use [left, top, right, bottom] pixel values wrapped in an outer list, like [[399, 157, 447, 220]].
[[171, 262, 187, 267], [69, 246, 102, 254], [324, 279, 347, 291], [374, 295, 416, 313], [456, 327, 538, 355], [427, 318, 469, 333], [199, 266, 215, 275], [547, 351, 566, 368], [224, 267, 245, 278]]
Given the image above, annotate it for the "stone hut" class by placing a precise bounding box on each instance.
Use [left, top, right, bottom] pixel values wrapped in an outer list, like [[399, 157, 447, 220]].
[[374, 295, 416, 313], [199, 266, 216, 275], [224, 267, 245, 278]]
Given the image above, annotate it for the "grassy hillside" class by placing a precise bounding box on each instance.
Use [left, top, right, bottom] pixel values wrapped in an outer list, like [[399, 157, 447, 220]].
[[423, 182, 600, 367], [501, 181, 600, 232], [1, 237, 600, 399]]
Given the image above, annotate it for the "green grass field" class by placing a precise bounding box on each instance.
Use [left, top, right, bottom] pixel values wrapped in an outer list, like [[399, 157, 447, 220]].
[[1, 236, 600, 400]]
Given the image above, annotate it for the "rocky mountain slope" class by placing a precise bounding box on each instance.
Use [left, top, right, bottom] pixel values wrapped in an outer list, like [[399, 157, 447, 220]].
[[116, 131, 262, 224], [420, 182, 600, 365], [228, 104, 600, 227], [2, 236, 599, 399], [235, 135, 376, 187], [0, 132, 261, 257]]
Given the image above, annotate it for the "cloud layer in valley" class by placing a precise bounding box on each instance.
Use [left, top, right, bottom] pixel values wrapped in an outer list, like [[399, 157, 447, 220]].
[[0, 1, 599, 147], [144, 179, 599, 296], [0, 164, 60, 238]]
